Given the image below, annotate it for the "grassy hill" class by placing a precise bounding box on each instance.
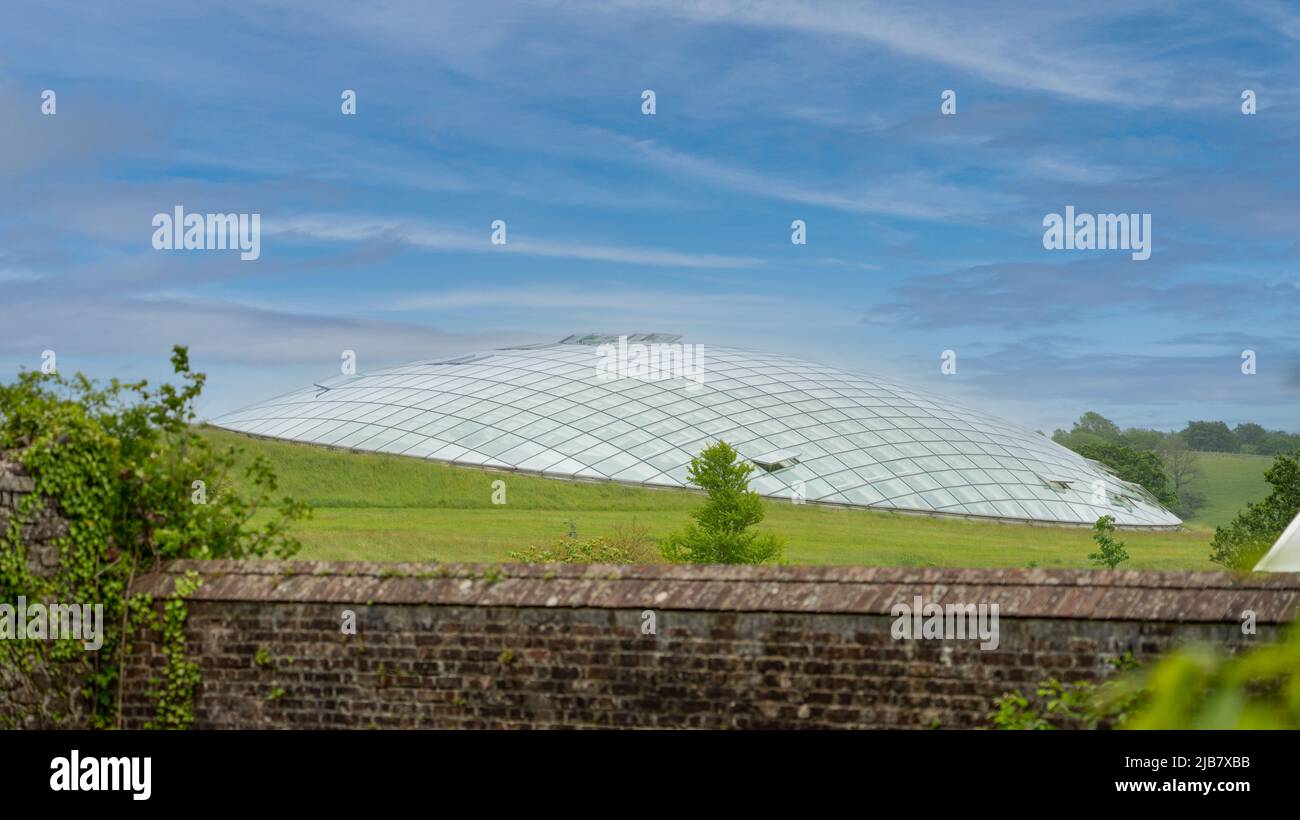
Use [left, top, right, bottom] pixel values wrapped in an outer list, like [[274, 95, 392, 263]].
[[201, 427, 1275, 571], [1181, 451, 1274, 529]]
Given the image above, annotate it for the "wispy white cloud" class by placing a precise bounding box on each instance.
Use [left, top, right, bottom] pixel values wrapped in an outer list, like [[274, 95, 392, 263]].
[[626, 139, 1016, 221], [380, 286, 774, 312], [603, 0, 1231, 107], [1240, 0, 1300, 41], [0, 293, 541, 365], [271, 215, 766, 269], [1022, 154, 1130, 185], [3, 0, 1298, 433]]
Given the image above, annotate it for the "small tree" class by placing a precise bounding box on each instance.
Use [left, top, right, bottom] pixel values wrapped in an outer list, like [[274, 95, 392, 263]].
[[1088, 515, 1129, 569], [661, 440, 784, 564]]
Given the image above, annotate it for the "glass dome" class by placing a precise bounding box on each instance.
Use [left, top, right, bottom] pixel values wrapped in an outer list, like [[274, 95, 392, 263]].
[[213, 335, 1181, 528]]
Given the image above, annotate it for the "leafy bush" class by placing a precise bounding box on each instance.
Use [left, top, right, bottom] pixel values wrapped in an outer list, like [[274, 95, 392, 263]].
[[990, 654, 1142, 730], [1210, 451, 1300, 569], [660, 440, 783, 564], [509, 517, 663, 564], [508, 537, 637, 564], [988, 691, 1053, 730], [607, 518, 662, 563], [0, 346, 309, 728]]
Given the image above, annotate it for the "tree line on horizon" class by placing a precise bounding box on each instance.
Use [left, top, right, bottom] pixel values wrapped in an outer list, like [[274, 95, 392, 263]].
[[1053, 412, 1300, 457], [1049, 412, 1299, 520]]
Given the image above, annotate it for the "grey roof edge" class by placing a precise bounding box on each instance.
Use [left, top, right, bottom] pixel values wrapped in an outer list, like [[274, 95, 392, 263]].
[[132, 560, 1300, 623]]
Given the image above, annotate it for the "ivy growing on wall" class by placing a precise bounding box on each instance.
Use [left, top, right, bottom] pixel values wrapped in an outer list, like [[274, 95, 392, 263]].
[[0, 346, 309, 728]]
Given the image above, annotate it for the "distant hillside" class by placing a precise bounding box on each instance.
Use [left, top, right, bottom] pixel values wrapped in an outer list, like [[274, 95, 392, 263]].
[[1185, 451, 1275, 529]]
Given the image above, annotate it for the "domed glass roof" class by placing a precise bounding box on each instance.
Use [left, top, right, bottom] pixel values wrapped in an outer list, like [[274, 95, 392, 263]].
[[213, 335, 1181, 528]]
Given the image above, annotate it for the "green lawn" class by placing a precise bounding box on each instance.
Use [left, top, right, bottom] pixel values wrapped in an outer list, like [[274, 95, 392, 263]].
[[202, 427, 1272, 571], [1181, 451, 1273, 529]]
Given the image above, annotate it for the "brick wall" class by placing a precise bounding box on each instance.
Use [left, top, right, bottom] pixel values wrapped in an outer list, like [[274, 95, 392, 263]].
[[121, 561, 1300, 729], [0, 454, 80, 728], [0, 454, 65, 577]]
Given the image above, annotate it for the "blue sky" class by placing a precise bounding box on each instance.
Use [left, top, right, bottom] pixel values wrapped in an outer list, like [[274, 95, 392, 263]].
[[1, 0, 1297, 433]]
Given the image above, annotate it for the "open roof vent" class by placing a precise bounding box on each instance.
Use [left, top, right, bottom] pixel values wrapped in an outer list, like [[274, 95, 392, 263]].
[[750, 450, 801, 473], [1035, 473, 1074, 493], [561, 333, 683, 346], [434, 353, 494, 366]]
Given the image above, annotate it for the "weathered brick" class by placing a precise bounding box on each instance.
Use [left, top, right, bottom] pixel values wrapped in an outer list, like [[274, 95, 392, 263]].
[[35, 558, 1285, 729]]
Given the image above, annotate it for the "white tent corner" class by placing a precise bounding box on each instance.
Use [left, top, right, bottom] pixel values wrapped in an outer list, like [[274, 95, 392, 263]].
[[1253, 511, 1300, 572]]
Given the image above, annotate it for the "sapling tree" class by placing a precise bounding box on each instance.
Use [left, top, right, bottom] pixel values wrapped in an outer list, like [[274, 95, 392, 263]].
[[1088, 515, 1129, 569], [661, 440, 784, 564]]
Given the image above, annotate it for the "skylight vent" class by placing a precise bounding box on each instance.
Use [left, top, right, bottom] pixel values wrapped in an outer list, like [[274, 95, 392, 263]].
[[1109, 493, 1137, 511], [561, 333, 683, 346], [750, 450, 801, 473], [435, 353, 493, 366], [1036, 473, 1073, 493]]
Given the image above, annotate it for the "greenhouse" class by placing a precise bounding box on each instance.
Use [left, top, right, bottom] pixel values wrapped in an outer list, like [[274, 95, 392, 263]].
[[214, 334, 1181, 528]]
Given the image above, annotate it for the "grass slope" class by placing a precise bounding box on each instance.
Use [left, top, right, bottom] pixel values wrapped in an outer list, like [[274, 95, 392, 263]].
[[1182, 451, 1274, 529], [203, 427, 1264, 570]]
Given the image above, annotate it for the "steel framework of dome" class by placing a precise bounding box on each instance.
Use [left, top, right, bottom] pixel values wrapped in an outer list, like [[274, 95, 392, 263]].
[[213, 334, 1181, 528]]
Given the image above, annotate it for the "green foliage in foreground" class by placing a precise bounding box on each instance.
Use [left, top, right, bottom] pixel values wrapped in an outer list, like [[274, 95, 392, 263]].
[[1119, 625, 1300, 729], [0, 348, 307, 728], [660, 441, 784, 564], [990, 654, 1142, 730], [993, 624, 1300, 730], [1209, 451, 1300, 569]]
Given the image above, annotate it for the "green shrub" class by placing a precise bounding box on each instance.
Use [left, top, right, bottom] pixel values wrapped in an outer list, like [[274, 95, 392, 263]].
[[508, 537, 636, 564], [607, 518, 662, 562], [990, 654, 1142, 730]]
